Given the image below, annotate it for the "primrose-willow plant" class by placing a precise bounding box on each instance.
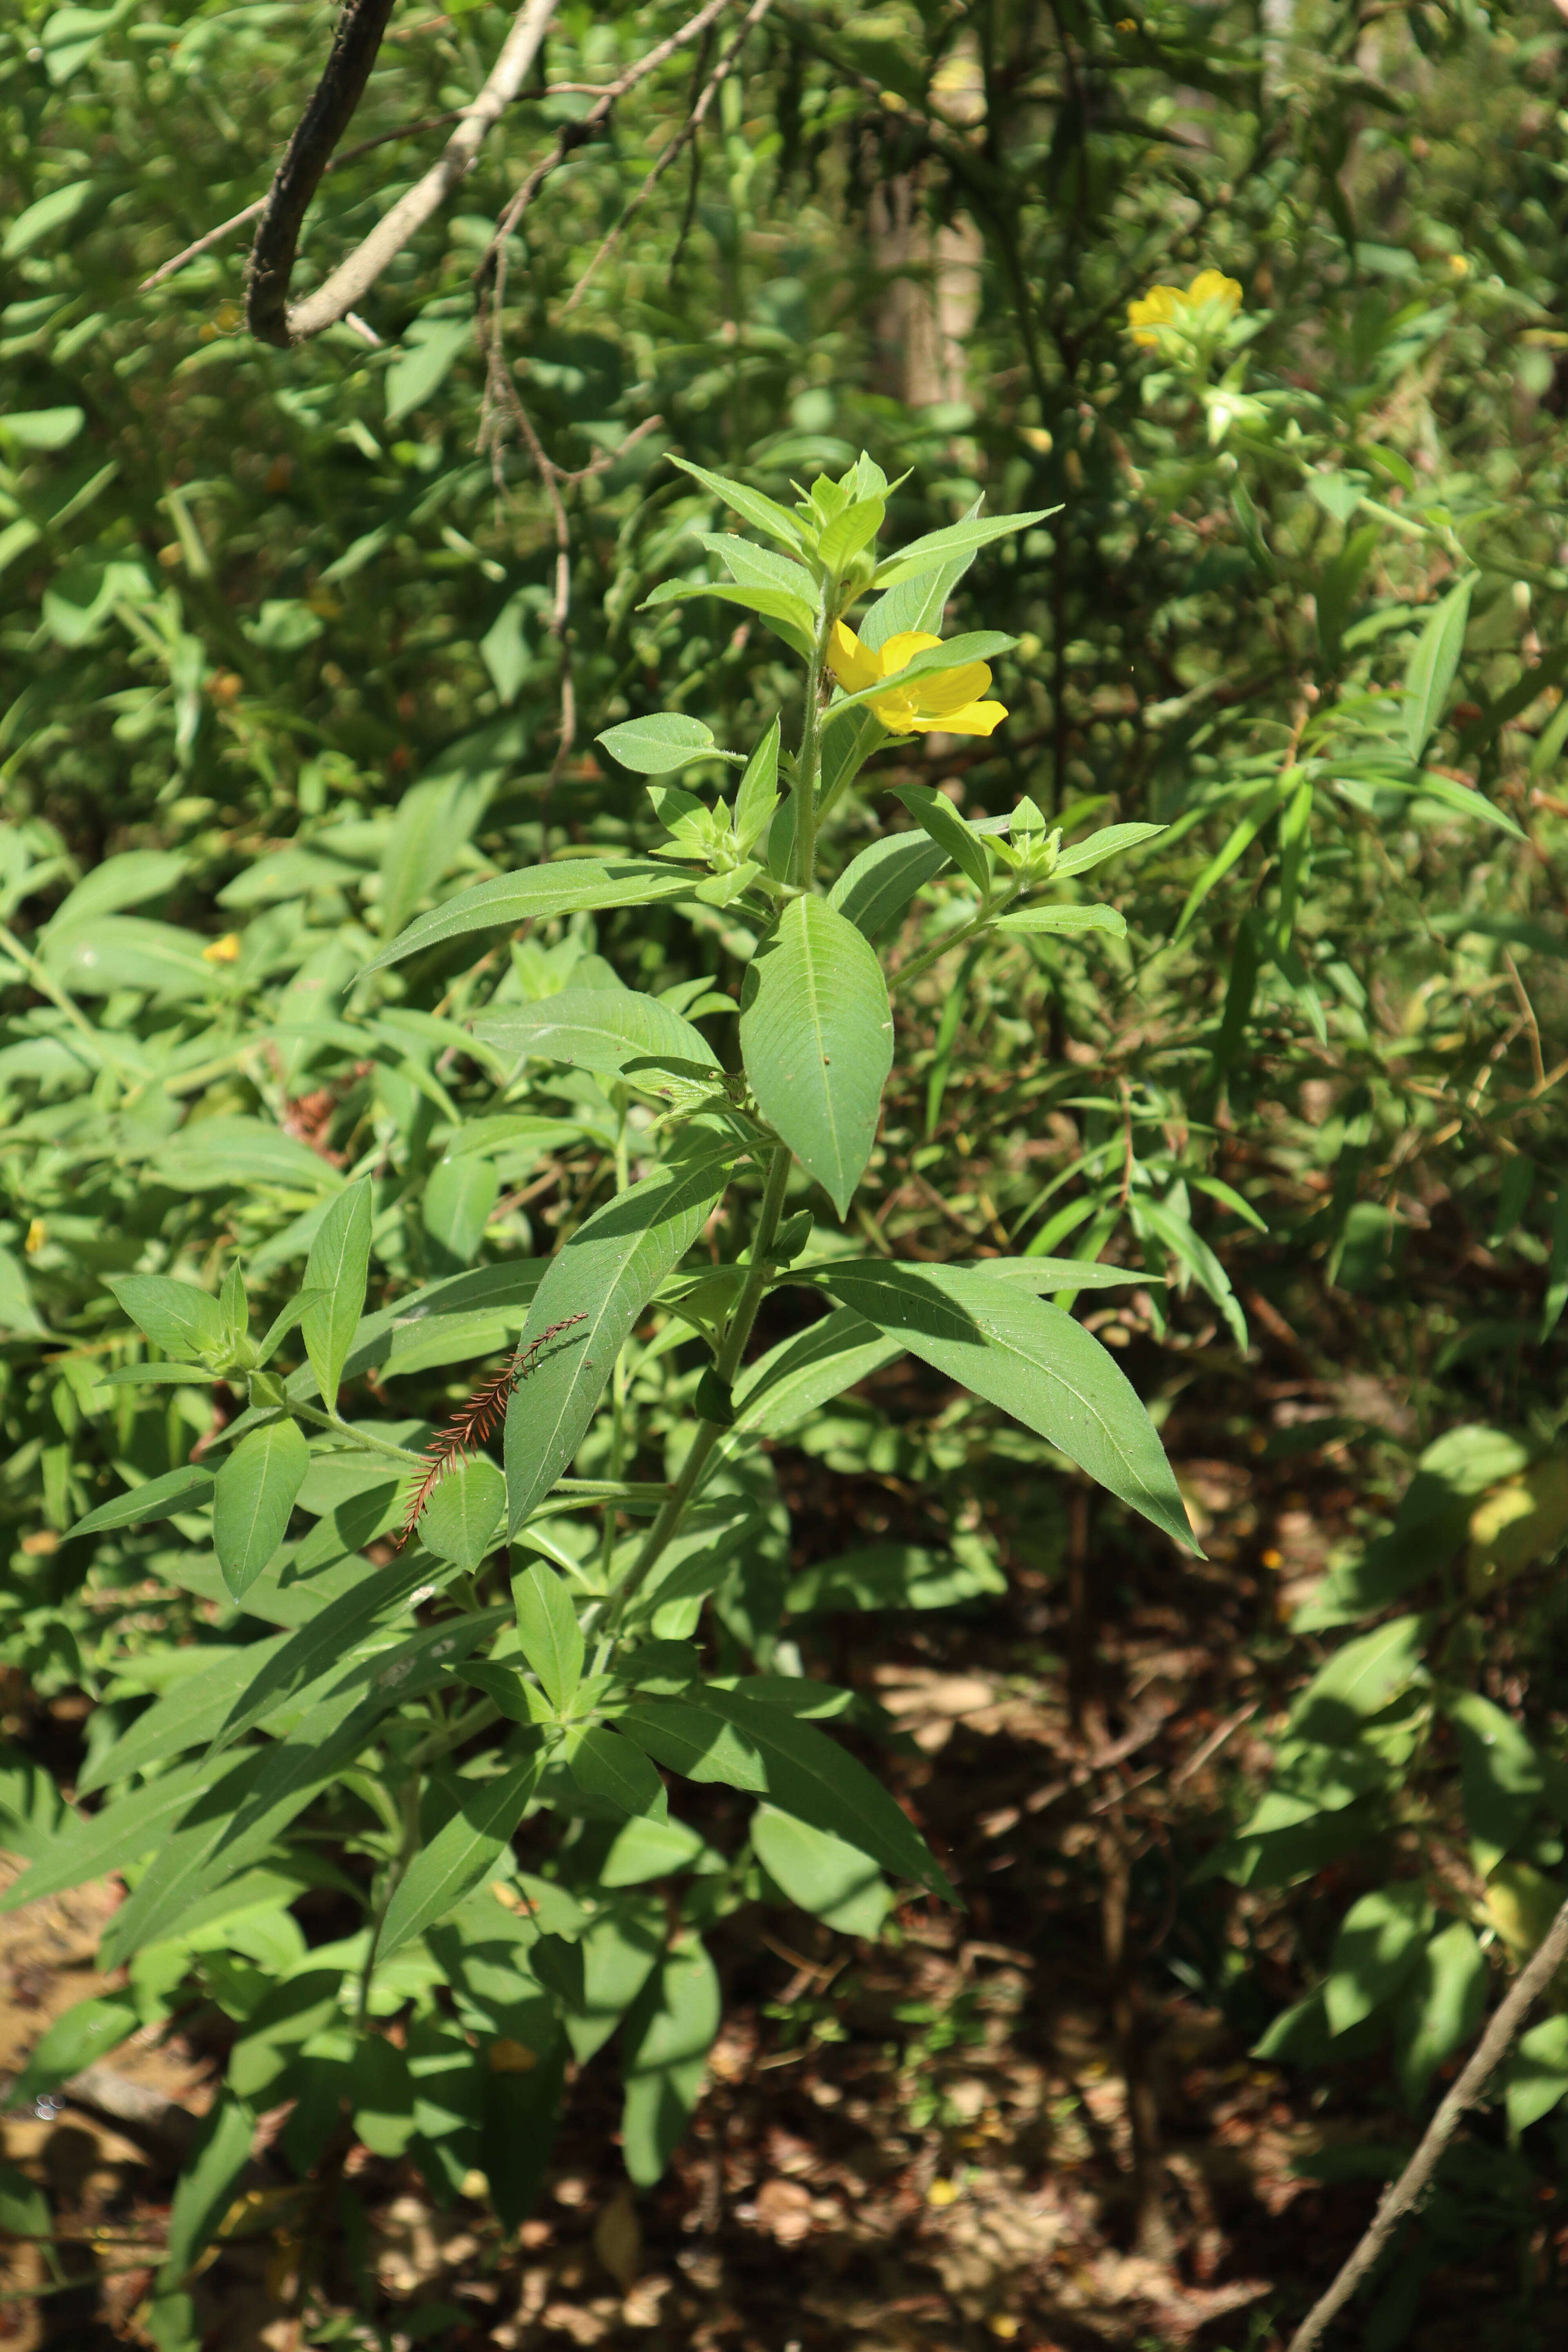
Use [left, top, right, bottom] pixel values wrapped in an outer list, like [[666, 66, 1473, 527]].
[[8, 456, 1194, 2324]]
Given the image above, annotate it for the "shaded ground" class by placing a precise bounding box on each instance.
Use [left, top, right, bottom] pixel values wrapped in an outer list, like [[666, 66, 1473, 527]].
[[4, 1375, 1563, 2352]]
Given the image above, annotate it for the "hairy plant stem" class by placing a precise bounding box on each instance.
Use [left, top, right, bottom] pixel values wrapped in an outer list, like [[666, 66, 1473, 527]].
[[602, 1143, 793, 1637], [793, 607, 835, 890]]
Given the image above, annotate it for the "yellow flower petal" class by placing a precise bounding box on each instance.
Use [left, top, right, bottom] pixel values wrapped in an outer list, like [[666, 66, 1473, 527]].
[[909, 699, 1007, 738], [202, 933, 241, 964], [877, 630, 943, 673], [827, 620, 882, 694], [909, 661, 993, 716], [1187, 268, 1243, 314]]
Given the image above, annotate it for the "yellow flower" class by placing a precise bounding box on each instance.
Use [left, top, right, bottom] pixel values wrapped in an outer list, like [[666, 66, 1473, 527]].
[[201, 933, 241, 963], [1127, 267, 1243, 347], [827, 622, 1007, 739]]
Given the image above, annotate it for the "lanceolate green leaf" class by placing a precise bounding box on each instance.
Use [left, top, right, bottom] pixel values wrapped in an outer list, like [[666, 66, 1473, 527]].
[[868, 506, 1055, 588], [156, 2092, 256, 2290], [995, 903, 1127, 938], [302, 1179, 373, 1414], [505, 1137, 737, 1532], [621, 1938, 720, 2186], [212, 1419, 310, 1601], [740, 896, 893, 1217], [69, 1462, 215, 1538], [891, 785, 991, 894], [1403, 572, 1476, 763], [106, 1274, 225, 1363], [799, 1263, 1196, 1552], [0, 1752, 256, 1914], [474, 989, 719, 1079], [596, 713, 721, 774], [79, 1640, 289, 1791], [377, 1746, 544, 1960], [364, 860, 699, 975], [513, 1562, 584, 1709], [620, 1684, 950, 1895], [207, 1550, 451, 1756], [668, 457, 805, 551]]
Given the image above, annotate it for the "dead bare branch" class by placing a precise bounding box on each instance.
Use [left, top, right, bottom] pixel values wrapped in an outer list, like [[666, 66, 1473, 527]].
[[1286, 1893, 1568, 2352], [249, 0, 563, 347]]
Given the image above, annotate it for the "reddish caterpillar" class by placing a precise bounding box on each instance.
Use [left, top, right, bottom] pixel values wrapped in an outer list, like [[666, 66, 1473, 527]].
[[394, 1313, 588, 1551]]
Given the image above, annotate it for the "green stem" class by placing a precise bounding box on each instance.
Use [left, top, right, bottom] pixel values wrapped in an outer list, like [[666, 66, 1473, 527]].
[[291, 1403, 426, 1466], [356, 1776, 420, 2025], [891, 878, 1022, 996], [793, 608, 835, 891], [603, 1144, 792, 1636]]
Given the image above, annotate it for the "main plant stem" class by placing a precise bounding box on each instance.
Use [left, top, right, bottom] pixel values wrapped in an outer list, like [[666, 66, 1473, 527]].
[[604, 1141, 792, 1635], [792, 608, 834, 891]]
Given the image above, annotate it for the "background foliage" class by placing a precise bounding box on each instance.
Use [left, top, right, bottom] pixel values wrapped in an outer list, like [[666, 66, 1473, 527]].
[[7, 0, 1568, 2345]]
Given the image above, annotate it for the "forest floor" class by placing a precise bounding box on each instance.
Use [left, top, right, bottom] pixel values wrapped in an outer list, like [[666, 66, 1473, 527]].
[[2, 1363, 1561, 2352]]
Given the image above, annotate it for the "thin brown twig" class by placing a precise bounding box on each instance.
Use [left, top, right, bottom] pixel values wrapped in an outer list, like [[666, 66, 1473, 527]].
[[1285, 1894, 1568, 2352], [473, 0, 735, 292], [559, 0, 778, 315]]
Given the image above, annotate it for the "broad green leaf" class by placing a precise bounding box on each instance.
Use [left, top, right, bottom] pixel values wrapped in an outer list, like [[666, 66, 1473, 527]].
[[40, 917, 217, 1001], [384, 316, 471, 427], [596, 713, 721, 774], [1392, 1919, 1487, 2103], [621, 1938, 720, 2186], [0, 1753, 256, 1914], [106, 1274, 226, 1363], [212, 1420, 310, 1601], [868, 506, 1055, 589], [364, 859, 696, 975], [728, 1308, 903, 1441], [43, 849, 188, 931], [69, 1462, 215, 1538], [1450, 1689, 1544, 1872], [828, 831, 947, 941], [0, 2160, 48, 2241], [152, 1116, 345, 1196], [751, 1804, 891, 1936], [802, 1263, 1195, 1552], [421, 1153, 499, 1265], [419, 1454, 506, 1571], [740, 896, 893, 1217], [377, 772, 494, 944], [513, 1563, 584, 1710], [156, 2091, 255, 2290], [300, 1181, 373, 1414], [504, 1138, 737, 1529], [0, 1244, 46, 1337], [1507, 2013, 1568, 2135], [1403, 572, 1476, 762], [474, 989, 719, 1079], [1052, 822, 1166, 878], [786, 1542, 1005, 1616], [816, 495, 885, 574], [891, 785, 991, 894], [601, 1815, 713, 1886], [642, 575, 817, 658], [378, 1748, 544, 1960], [551, 1900, 667, 2063], [700, 532, 820, 607], [1322, 1883, 1434, 2035], [668, 457, 806, 550], [1289, 1615, 1428, 1739], [6, 1992, 142, 2108], [620, 1685, 949, 1894], [350, 2034, 417, 2157], [285, 1261, 546, 1404], [566, 1725, 668, 1819], [994, 903, 1127, 939]]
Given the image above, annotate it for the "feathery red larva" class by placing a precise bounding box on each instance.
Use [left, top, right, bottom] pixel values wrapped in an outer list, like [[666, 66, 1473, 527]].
[[394, 1314, 588, 1551]]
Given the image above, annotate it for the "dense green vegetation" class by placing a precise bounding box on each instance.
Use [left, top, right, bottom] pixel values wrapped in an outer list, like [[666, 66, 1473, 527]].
[[6, 0, 1568, 2344]]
